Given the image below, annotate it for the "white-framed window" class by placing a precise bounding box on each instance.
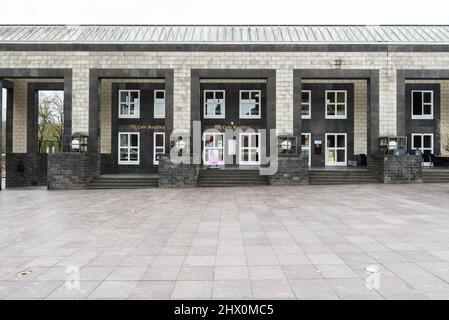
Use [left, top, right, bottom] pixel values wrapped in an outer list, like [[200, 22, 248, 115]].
[[412, 90, 433, 120], [119, 90, 140, 118], [325, 133, 347, 166], [301, 133, 311, 166], [239, 132, 261, 165], [301, 90, 311, 119], [118, 132, 140, 165], [239, 90, 261, 119], [325, 90, 347, 119], [153, 132, 165, 165], [204, 90, 225, 119], [154, 90, 165, 119], [412, 133, 434, 165]]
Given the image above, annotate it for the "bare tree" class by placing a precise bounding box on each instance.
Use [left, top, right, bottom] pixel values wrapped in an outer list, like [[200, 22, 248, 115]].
[[38, 92, 64, 152], [51, 94, 64, 150], [38, 97, 54, 153]]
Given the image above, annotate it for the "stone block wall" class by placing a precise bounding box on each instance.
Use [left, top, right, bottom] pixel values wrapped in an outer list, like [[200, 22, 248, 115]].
[[269, 155, 309, 186], [6, 153, 48, 187], [158, 155, 199, 187], [368, 155, 423, 184], [47, 153, 100, 190]]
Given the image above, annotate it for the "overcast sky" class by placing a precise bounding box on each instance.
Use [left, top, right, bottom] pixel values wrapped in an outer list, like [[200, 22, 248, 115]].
[[0, 0, 448, 25]]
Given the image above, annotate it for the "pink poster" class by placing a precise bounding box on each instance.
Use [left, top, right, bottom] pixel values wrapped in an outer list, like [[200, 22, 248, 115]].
[[208, 149, 219, 166]]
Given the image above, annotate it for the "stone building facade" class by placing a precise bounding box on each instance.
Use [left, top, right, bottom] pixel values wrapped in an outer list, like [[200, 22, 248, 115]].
[[1, 25, 449, 189]]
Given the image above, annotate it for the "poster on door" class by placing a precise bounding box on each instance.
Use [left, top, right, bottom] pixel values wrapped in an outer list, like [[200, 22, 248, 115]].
[[328, 150, 335, 163], [208, 149, 219, 166]]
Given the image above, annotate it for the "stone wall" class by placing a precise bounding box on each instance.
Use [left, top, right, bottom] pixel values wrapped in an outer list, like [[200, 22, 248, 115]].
[[368, 155, 423, 184], [269, 155, 309, 186], [47, 153, 100, 190], [158, 155, 199, 187], [6, 153, 47, 187], [5, 51, 449, 141]]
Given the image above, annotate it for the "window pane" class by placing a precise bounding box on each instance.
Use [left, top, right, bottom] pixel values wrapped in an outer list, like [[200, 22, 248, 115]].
[[215, 103, 223, 115], [251, 91, 260, 101], [129, 105, 135, 115], [413, 135, 422, 148], [337, 135, 345, 148], [241, 91, 249, 100], [215, 134, 223, 148], [250, 104, 259, 116], [327, 135, 335, 148], [337, 104, 345, 116], [250, 149, 259, 162], [423, 135, 432, 148], [155, 134, 164, 147], [120, 134, 128, 147], [120, 91, 128, 103], [412, 92, 422, 115], [242, 150, 249, 161], [215, 91, 224, 100], [156, 91, 165, 99], [302, 91, 310, 103], [327, 92, 335, 103], [423, 104, 432, 115], [206, 91, 214, 100], [120, 104, 129, 115], [243, 135, 249, 148], [251, 135, 258, 148], [302, 134, 310, 147], [205, 135, 213, 147], [120, 148, 128, 161], [327, 104, 336, 116], [130, 148, 138, 161], [130, 134, 138, 147], [155, 102, 165, 117], [423, 92, 432, 103], [240, 102, 251, 116], [301, 103, 309, 116], [337, 150, 345, 162], [130, 91, 139, 103], [337, 92, 346, 103]]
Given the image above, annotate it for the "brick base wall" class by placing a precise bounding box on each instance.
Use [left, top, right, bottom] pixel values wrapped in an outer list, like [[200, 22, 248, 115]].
[[47, 153, 100, 190], [269, 155, 309, 185], [6, 153, 47, 187], [368, 155, 423, 184], [158, 155, 199, 187]]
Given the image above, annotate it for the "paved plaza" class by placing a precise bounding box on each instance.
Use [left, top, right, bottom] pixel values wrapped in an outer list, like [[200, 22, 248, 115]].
[[1, 183, 449, 300]]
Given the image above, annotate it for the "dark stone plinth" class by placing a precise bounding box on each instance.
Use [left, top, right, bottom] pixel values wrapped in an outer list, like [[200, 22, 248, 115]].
[[368, 155, 423, 184], [6, 153, 48, 187], [269, 155, 309, 186], [158, 155, 199, 187], [47, 153, 100, 190]]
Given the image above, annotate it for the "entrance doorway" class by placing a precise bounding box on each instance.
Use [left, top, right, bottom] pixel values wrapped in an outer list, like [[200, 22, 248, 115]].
[[239, 132, 260, 165], [301, 133, 311, 166], [203, 132, 225, 165], [325, 133, 347, 166]]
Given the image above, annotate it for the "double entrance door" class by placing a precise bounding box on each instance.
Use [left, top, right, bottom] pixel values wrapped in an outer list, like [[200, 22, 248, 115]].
[[302, 133, 347, 166], [203, 132, 261, 166]]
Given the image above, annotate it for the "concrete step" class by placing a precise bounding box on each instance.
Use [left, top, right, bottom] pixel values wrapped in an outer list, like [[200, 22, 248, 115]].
[[198, 170, 269, 187], [423, 171, 449, 183], [197, 183, 269, 187], [88, 176, 159, 189], [309, 170, 380, 185]]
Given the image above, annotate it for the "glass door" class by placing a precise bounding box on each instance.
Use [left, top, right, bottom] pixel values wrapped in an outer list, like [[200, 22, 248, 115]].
[[239, 133, 260, 165], [203, 132, 224, 165], [301, 133, 311, 166], [325, 133, 347, 166]]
